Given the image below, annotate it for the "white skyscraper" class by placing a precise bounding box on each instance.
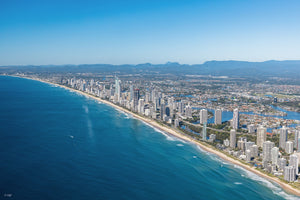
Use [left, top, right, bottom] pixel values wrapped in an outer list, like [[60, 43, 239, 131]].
[[200, 109, 208, 124], [115, 77, 121, 102], [246, 150, 251, 162], [263, 141, 274, 162], [295, 130, 300, 152], [284, 166, 296, 182], [245, 141, 255, 151], [185, 105, 192, 118], [279, 126, 288, 149], [285, 141, 294, 154], [257, 126, 267, 148], [214, 109, 222, 125], [271, 147, 279, 165], [289, 154, 299, 175], [138, 99, 145, 114], [130, 85, 134, 101], [279, 158, 287, 171], [250, 145, 258, 158], [178, 102, 184, 114], [232, 108, 239, 130], [230, 129, 236, 148]]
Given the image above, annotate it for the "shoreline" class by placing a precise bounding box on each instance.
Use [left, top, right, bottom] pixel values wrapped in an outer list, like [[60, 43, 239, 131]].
[[8, 75, 300, 197]]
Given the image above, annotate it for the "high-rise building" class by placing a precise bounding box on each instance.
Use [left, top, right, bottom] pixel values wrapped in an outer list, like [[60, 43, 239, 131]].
[[165, 106, 170, 117], [145, 92, 150, 103], [248, 124, 255, 133], [232, 108, 239, 130], [245, 141, 255, 151], [160, 103, 165, 119], [114, 77, 121, 102], [133, 89, 140, 112], [257, 126, 267, 148], [279, 158, 287, 171], [271, 147, 279, 165], [230, 129, 236, 148], [214, 109, 222, 125], [250, 145, 258, 158], [138, 99, 144, 114], [284, 166, 296, 182], [295, 130, 300, 152], [178, 102, 184, 114], [185, 105, 192, 118], [246, 150, 251, 162], [130, 85, 134, 101], [289, 154, 299, 175], [285, 141, 294, 154], [200, 109, 208, 124], [263, 141, 275, 162], [279, 126, 288, 149], [237, 138, 246, 151]]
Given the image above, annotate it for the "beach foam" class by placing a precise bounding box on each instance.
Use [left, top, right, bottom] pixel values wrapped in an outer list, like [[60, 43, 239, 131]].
[[195, 145, 298, 199], [235, 164, 298, 200]]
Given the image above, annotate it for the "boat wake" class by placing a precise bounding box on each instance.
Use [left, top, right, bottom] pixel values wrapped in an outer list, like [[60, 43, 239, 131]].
[[234, 182, 242, 185]]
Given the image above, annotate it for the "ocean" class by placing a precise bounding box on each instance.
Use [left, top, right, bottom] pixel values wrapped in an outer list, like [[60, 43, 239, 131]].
[[0, 76, 298, 200]]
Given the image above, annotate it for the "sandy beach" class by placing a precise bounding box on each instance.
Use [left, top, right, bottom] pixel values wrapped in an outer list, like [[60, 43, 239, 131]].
[[13, 76, 300, 197]]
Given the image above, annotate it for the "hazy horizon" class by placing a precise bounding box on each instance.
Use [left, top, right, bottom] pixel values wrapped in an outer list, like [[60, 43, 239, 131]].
[[1, 0, 300, 65], [2, 59, 300, 67]]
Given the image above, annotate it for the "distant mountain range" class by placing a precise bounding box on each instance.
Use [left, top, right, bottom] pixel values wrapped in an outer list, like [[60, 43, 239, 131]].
[[1, 60, 300, 78]]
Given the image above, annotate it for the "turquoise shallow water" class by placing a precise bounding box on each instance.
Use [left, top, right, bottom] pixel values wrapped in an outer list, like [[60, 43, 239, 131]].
[[0, 76, 298, 200]]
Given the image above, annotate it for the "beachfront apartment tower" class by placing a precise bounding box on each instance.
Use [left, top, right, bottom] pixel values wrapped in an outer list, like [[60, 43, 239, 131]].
[[115, 77, 121, 103], [250, 145, 258, 158], [263, 141, 274, 162], [284, 166, 296, 182], [257, 126, 267, 148], [230, 129, 236, 148], [279, 126, 288, 149], [232, 108, 239, 130], [289, 154, 299, 175], [214, 109, 222, 125], [133, 89, 140, 112], [295, 130, 300, 152], [279, 158, 287, 171], [271, 147, 279, 165], [285, 141, 294, 154], [130, 85, 134, 101]]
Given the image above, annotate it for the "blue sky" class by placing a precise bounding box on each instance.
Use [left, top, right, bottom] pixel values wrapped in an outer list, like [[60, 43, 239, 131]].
[[0, 0, 300, 65]]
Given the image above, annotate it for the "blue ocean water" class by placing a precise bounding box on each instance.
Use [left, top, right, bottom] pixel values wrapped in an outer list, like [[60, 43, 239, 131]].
[[0, 76, 298, 200]]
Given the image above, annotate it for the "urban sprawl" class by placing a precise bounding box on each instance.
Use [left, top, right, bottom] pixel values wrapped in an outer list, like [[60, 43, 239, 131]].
[[9, 73, 300, 185]]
